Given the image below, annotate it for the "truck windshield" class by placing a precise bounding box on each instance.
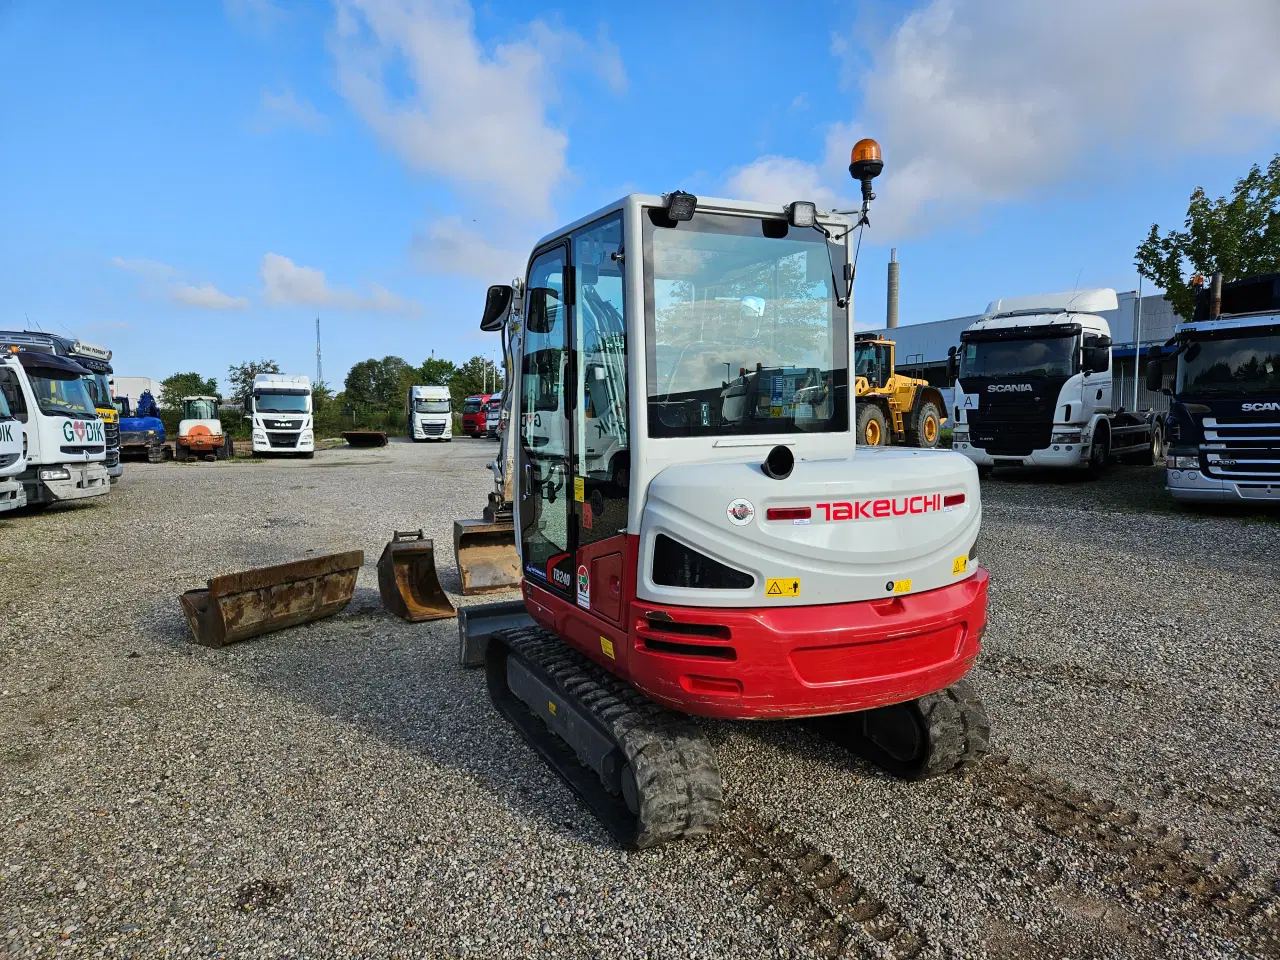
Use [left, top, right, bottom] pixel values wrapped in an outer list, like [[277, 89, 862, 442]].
[[463, 398, 482, 413], [1176, 330, 1280, 397], [255, 391, 309, 413], [83, 373, 113, 410], [30, 374, 97, 418], [414, 399, 451, 413], [644, 210, 848, 437], [959, 334, 1077, 378], [0, 385, 10, 419]]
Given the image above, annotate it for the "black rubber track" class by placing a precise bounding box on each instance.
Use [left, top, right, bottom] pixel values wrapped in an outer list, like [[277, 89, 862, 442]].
[[487, 626, 723, 849], [816, 678, 991, 780]]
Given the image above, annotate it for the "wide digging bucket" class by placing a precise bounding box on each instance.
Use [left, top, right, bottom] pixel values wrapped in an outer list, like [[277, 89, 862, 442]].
[[377, 529, 456, 622], [453, 518, 520, 595], [343, 430, 388, 448], [179, 550, 364, 648]]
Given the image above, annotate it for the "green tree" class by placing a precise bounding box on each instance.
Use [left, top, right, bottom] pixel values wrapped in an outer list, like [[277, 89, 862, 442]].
[[449, 354, 496, 405], [159, 371, 218, 409], [344, 356, 413, 409], [420, 355, 457, 386], [1136, 154, 1280, 320], [227, 359, 281, 407]]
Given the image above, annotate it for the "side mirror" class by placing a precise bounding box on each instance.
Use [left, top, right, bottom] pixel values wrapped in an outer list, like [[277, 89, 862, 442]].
[[1145, 353, 1164, 392], [946, 345, 958, 383], [480, 284, 514, 332], [1083, 347, 1107, 373]]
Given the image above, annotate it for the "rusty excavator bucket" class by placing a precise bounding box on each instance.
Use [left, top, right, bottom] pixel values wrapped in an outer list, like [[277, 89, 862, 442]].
[[453, 516, 520, 595], [179, 550, 364, 648], [377, 530, 456, 622]]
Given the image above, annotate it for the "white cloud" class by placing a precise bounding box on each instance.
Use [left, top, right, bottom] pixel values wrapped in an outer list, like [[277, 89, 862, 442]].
[[730, 0, 1280, 237], [224, 0, 287, 36], [330, 0, 627, 219], [258, 89, 329, 134], [112, 257, 248, 310], [260, 253, 421, 314], [170, 282, 250, 310], [725, 155, 842, 210], [411, 217, 527, 281]]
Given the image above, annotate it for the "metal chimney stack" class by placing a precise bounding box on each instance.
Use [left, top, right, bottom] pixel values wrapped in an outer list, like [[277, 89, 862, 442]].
[[886, 248, 900, 328]]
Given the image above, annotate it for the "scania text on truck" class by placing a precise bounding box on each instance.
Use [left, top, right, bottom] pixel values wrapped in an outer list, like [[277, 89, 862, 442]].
[[1145, 271, 1280, 503], [461, 393, 492, 436], [0, 344, 110, 508], [248, 374, 314, 457], [407, 385, 452, 441], [0, 355, 28, 511], [948, 288, 1156, 475]]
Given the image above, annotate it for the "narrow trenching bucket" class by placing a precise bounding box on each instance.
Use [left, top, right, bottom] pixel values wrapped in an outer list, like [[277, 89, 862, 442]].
[[179, 550, 364, 648], [377, 529, 456, 622], [453, 518, 520, 595], [343, 430, 388, 448]]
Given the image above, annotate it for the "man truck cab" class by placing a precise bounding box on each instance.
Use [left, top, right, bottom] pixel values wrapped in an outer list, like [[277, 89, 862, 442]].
[[0, 355, 28, 511], [249, 374, 314, 457], [407, 385, 452, 441], [949, 288, 1154, 474], [0, 345, 110, 508], [1146, 272, 1280, 503]]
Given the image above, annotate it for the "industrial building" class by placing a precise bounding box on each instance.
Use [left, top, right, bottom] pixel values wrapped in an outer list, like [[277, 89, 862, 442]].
[[863, 267, 1179, 414]]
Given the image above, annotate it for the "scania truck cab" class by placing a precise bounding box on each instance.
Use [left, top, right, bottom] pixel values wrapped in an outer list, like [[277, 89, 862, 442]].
[[0, 345, 110, 508], [1146, 272, 1280, 503], [249, 374, 314, 457], [949, 288, 1154, 474], [0, 355, 28, 511], [407, 384, 452, 441]]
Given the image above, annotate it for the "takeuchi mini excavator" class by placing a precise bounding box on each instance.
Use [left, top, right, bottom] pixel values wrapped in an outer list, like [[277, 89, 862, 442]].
[[459, 140, 991, 848]]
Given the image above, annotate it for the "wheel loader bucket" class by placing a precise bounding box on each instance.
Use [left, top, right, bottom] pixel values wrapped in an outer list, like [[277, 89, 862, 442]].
[[453, 518, 520, 595], [377, 530, 456, 622], [342, 430, 388, 448], [179, 550, 364, 648]]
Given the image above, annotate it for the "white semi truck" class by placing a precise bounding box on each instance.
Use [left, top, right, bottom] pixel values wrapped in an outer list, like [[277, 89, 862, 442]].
[[249, 374, 314, 458], [0, 355, 28, 511], [0, 345, 110, 508], [949, 288, 1156, 475], [406, 384, 452, 441]]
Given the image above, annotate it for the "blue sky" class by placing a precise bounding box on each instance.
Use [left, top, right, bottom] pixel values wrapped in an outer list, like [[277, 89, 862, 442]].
[[3, 0, 1279, 395]]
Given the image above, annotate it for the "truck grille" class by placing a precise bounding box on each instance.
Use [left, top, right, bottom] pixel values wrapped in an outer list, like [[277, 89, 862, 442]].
[[106, 450, 120, 468], [966, 415, 1052, 457], [425, 422, 445, 437], [0, 452, 18, 469], [1202, 415, 1280, 482], [267, 432, 299, 448], [104, 421, 119, 447], [61, 444, 106, 455]]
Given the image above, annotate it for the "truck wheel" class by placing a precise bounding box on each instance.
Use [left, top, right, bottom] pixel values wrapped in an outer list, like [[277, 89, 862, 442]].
[[302, 451, 315, 460], [857, 404, 889, 447], [1149, 426, 1163, 465], [1087, 430, 1110, 478], [909, 401, 942, 448]]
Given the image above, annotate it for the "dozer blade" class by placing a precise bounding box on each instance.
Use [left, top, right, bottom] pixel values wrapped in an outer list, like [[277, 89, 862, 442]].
[[342, 430, 388, 448], [179, 550, 364, 648], [377, 529, 456, 622], [453, 518, 520, 595]]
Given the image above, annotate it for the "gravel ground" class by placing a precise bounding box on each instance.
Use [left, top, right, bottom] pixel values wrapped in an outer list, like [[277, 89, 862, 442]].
[[1, 441, 1277, 959]]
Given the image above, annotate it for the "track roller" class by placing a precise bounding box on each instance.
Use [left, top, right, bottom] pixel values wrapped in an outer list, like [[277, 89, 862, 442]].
[[486, 626, 723, 848], [816, 678, 990, 780]]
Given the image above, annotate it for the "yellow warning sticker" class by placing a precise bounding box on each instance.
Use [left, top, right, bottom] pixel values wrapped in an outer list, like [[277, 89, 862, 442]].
[[600, 637, 615, 659], [765, 578, 801, 598], [952, 556, 968, 575], [770, 406, 784, 418], [574, 477, 585, 502], [892, 579, 912, 594], [547, 701, 557, 716]]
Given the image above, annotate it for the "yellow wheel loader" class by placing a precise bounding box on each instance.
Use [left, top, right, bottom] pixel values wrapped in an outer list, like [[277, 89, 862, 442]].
[[853, 333, 946, 447]]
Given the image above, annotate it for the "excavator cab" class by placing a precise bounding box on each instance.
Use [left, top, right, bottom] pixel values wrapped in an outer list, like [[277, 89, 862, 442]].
[[463, 158, 991, 849]]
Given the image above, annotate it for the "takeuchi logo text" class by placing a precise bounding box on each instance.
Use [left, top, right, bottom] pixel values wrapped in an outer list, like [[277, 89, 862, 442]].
[[817, 494, 947, 521]]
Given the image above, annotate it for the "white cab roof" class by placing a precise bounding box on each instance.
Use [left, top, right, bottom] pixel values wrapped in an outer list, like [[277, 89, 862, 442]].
[[254, 374, 311, 388], [984, 288, 1118, 319]]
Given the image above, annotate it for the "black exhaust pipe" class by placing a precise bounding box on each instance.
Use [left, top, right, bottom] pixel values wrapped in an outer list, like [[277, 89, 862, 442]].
[[761, 445, 794, 480]]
